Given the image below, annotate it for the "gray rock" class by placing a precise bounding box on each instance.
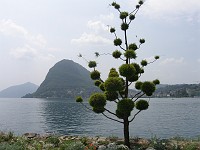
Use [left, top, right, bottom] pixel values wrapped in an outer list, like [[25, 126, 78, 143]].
[[98, 145, 107, 150], [146, 147, 156, 150]]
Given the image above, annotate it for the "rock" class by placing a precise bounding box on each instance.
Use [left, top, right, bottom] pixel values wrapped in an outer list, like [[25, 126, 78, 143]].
[[98, 137, 107, 142], [23, 133, 39, 139], [98, 145, 107, 150], [117, 144, 129, 150]]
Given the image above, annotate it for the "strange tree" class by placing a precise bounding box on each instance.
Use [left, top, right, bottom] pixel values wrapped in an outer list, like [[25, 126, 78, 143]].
[[76, 0, 160, 148]]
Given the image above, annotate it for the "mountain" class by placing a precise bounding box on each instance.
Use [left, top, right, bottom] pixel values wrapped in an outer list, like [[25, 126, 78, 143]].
[[0, 82, 38, 98], [23, 59, 98, 98], [154, 84, 200, 97]]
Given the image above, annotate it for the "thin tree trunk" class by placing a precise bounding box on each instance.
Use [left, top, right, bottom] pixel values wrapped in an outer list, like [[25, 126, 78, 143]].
[[124, 117, 130, 148]]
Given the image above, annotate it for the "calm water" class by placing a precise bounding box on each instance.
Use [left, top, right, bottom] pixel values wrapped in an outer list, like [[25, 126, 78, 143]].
[[0, 98, 200, 138]]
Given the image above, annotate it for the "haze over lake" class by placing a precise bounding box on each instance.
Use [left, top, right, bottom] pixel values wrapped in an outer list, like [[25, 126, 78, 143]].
[[0, 98, 200, 138]]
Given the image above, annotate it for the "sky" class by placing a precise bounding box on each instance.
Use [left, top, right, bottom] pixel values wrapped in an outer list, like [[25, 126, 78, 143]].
[[0, 0, 200, 90]]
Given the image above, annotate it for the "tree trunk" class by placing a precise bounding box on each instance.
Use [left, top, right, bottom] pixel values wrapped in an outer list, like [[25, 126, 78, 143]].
[[123, 117, 130, 148]]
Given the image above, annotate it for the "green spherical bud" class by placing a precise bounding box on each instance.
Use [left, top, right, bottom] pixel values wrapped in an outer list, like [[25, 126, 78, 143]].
[[155, 56, 160, 60], [140, 68, 144, 74], [114, 4, 120, 9], [139, 0, 144, 5], [112, 50, 122, 59], [128, 74, 139, 82], [124, 49, 136, 59], [120, 12, 129, 19], [110, 27, 115, 33], [141, 81, 156, 96], [76, 96, 83, 103], [139, 38, 145, 44], [93, 107, 105, 114], [89, 93, 106, 108], [129, 14, 135, 20], [135, 81, 143, 90], [119, 64, 136, 78], [136, 5, 140, 9], [129, 43, 138, 50], [114, 38, 122, 46], [136, 99, 149, 110], [99, 83, 105, 91], [105, 91, 118, 101], [90, 70, 100, 80], [121, 23, 129, 31], [104, 77, 124, 92], [88, 61, 97, 68], [94, 80, 102, 86], [132, 63, 141, 74], [141, 60, 148, 66], [109, 68, 119, 77], [111, 2, 116, 6], [153, 79, 160, 85], [117, 99, 134, 115]]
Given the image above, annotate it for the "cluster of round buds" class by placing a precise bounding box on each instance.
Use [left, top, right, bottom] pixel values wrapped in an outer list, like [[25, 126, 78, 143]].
[[111, 2, 120, 10]]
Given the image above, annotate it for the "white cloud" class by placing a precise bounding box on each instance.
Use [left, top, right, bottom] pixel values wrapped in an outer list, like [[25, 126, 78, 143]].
[[71, 32, 112, 45], [0, 19, 54, 60], [198, 59, 200, 63], [160, 57, 185, 65], [142, 0, 200, 21], [87, 20, 108, 33]]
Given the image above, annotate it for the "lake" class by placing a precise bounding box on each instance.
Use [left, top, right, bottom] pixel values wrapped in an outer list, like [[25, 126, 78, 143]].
[[0, 98, 200, 138]]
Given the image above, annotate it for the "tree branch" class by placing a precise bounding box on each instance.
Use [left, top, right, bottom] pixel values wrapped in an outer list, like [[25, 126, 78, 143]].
[[129, 110, 141, 122], [131, 91, 142, 100], [102, 113, 123, 124], [80, 102, 92, 111], [133, 93, 145, 102]]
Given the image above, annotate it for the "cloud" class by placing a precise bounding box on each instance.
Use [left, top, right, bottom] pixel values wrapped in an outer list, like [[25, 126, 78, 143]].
[[0, 19, 54, 60], [142, 0, 200, 21], [71, 13, 114, 46], [198, 59, 200, 63], [160, 57, 185, 65], [71, 32, 112, 45]]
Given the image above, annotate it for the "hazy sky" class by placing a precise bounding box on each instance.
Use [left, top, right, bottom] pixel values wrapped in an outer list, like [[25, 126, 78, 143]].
[[0, 0, 200, 90]]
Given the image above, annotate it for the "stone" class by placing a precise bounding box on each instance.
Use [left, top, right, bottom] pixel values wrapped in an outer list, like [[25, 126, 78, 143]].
[[98, 145, 107, 150], [23, 133, 39, 139]]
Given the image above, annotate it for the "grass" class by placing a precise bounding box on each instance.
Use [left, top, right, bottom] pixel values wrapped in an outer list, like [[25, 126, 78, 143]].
[[0, 132, 200, 150]]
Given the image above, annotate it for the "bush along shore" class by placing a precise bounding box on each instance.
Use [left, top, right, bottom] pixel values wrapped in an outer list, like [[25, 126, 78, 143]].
[[1, 132, 200, 150]]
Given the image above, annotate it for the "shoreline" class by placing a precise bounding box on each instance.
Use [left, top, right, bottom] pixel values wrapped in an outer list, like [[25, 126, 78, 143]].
[[1, 132, 200, 149]]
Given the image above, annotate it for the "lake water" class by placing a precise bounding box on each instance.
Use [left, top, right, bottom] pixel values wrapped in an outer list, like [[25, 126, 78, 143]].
[[0, 98, 200, 138]]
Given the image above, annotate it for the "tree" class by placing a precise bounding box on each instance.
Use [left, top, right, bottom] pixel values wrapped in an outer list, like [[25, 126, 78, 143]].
[[76, 0, 160, 148]]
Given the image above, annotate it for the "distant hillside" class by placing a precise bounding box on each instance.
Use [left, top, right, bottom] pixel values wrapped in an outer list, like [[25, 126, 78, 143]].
[[0, 82, 38, 98], [154, 84, 200, 97], [23, 59, 98, 98]]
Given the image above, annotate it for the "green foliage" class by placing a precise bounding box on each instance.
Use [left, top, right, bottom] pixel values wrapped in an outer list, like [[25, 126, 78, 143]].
[[129, 14, 135, 20], [135, 81, 143, 90], [138, 0, 144, 5], [119, 64, 136, 78], [120, 12, 129, 19], [136, 99, 149, 110], [110, 27, 116, 33], [90, 70, 100, 80], [104, 77, 124, 92], [88, 61, 97, 68], [99, 83, 105, 91], [108, 68, 119, 78], [141, 60, 148, 66], [112, 50, 122, 59], [141, 81, 156, 96], [117, 99, 134, 115], [155, 55, 160, 59], [89, 93, 106, 108], [128, 74, 138, 82], [132, 63, 141, 74], [124, 49, 136, 59], [105, 91, 118, 101], [76, 96, 83, 103], [93, 107, 105, 113], [121, 23, 129, 31], [139, 38, 145, 44], [114, 38, 122, 46], [46, 136, 60, 147], [129, 43, 138, 50], [94, 80, 102, 86], [153, 79, 160, 85]]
